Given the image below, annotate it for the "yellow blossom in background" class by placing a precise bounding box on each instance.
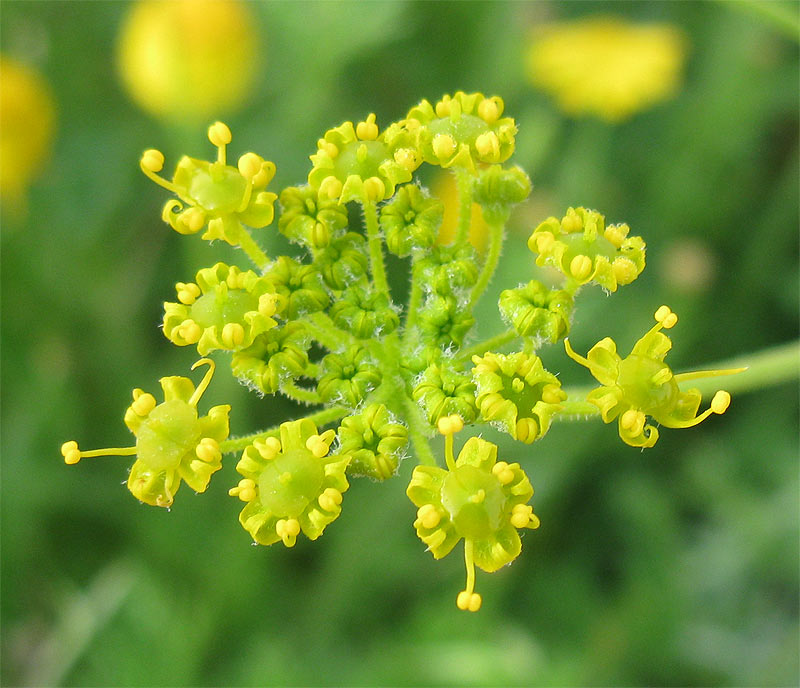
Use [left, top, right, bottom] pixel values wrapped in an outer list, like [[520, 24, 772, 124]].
[[433, 171, 489, 254], [116, 0, 259, 123], [0, 57, 55, 209], [526, 16, 687, 123]]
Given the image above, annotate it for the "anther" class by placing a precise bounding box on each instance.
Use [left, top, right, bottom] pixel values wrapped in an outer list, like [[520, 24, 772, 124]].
[[511, 377, 525, 393], [229, 478, 256, 502], [456, 591, 482, 612], [570, 254, 593, 281], [318, 176, 343, 201], [541, 384, 565, 404], [650, 368, 673, 386], [510, 503, 533, 529], [356, 113, 379, 140], [221, 323, 246, 348], [655, 305, 678, 328], [195, 437, 220, 462], [562, 212, 583, 233], [515, 417, 538, 443], [431, 133, 456, 161], [131, 392, 157, 417], [437, 414, 464, 436], [208, 121, 232, 147], [238, 152, 262, 179], [711, 390, 731, 414], [417, 504, 441, 529], [363, 176, 386, 202], [468, 489, 486, 504], [61, 440, 82, 465], [475, 131, 500, 161], [176, 282, 201, 305], [530, 231, 555, 255], [394, 148, 418, 172], [620, 408, 642, 430], [319, 141, 338, 158], [318, 487, 343, 512], [140, 149, 165, 172], [492, 461, 515, 485], [478, 97, 501, 124], [178, 319, 202, 344], [253, 436, 281, 460]]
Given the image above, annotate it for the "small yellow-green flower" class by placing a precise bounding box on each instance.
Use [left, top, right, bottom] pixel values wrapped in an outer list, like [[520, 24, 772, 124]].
[[163, 262, 280, 355], [62, 359, 230, 507], [264, 256, 330, 319], [230, 419, 349, 546], [380, 184, 443, 257], [337, 404, 408, 481], [472, 352, 566, 443], [407, 415, 540, 611], [317, 346, 382, 407], [526, 17, 686, 122], [405, 92, 517, 171], [528, 207, 645, 291], [412, 364, 478, 427], [140, 122, 277, 246], [308, 113, 419, 204], [498, 280, 573, 342], [565, 306, 742, 448], [278, 185, 349, 250], [231, 323, 310, 395]]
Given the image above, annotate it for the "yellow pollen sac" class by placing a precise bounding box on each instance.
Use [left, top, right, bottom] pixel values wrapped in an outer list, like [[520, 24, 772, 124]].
[[195, 437, 220, 462], [363, 176, 386, 202], [305, 435, 329, 459], [435, 99, 452, 118], [530, 231, 555, 255], [604, 224, 628, 247], [275, 518, 301, 547], [432, 133, 456, 161], [417, 503, 441, 529], [456, 591, 482, 612], [477, 97, 500, 123], [491, 461, 515, 486], [318, 175, 343, 201], [61, 440, 82, 465], [178, 319, 202, 344], [208, 121, 232, 147], [221, 322, 246, 348], [620, 408, 642, 430], [356, 113, 379, 140], [131, 392, 157, 417], [561, 212, 583, 233], [474, 131, 500, 161], [140, 148, 165, 172], [541, 383, 564, 405], [570, 254, 593, 281], [254, 436, 281, 459], [515, 417, 539, 443], [176, 282, 201, 305], [510, 503, 533, 529], [237, 152, 262, 179], [258, 293, 277, 317], [611, 257, 638, 285], [319, 140, 338, 158], [655, 305, 678, 328], [229, 478, 256, 502], [437, 414, 464, 436], [711, 390, 731, 414], [394, 148, 418, 172], [318, 487, 343, 512]]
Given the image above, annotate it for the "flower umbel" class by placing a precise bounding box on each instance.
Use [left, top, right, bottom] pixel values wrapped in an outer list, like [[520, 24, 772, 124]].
[[407, 415, 540, 611], [565, 306, 743, 447]]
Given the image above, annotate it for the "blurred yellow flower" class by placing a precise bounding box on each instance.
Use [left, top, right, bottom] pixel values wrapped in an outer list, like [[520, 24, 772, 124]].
[[526, 16, 687, 122], [433, 171, 489, 254], [116, 0, 259, 123], [0, 57, 55, 207]]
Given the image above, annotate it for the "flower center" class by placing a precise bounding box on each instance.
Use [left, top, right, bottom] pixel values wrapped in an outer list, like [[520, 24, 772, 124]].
[[191, 289, 258, 329], [188, 161, 247, 213], [258, 448, 324, 519], [135, 399, 200, 471], [618, 354, 678, 412], [441, 465, 505, 540]]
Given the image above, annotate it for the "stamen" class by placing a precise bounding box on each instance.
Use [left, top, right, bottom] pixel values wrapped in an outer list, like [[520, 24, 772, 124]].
[[61, 440, 137, 465], [208, 122, 232, 164], [456, 540, 482, 612]]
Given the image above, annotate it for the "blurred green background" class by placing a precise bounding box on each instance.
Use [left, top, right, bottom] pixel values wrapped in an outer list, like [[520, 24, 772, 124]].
[[2, 1, 798, 686]]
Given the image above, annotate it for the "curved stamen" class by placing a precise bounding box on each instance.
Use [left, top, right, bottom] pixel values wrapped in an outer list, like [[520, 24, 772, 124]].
[[188, 358, 216, 407]]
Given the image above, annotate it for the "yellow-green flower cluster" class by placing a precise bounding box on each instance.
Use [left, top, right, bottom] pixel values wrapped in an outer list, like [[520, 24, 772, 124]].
[[528, 206, 645, 291]]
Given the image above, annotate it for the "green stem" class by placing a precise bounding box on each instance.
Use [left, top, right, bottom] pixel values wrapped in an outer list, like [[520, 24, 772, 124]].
[[454, 168, 473, 245], [362, 198, 390, 298], [403, 255, 424, 337], [236, 226, 270, 270], [562, 340, 800, 410], [219, 406, 348, 454], [305, 312, 357, 351], [468, 219, 504, 309], [280, 380, 322, 406], [456, 328, 518, 362], [404, 397, 438, 466]]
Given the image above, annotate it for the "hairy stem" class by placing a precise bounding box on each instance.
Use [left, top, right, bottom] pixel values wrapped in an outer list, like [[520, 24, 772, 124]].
[[468, 219, 504, 309], [457, 328, 518, 362], [219, 406, 349, 454], [280, 380, 322, 406], [404, 397, 438, 466], [236, 226, 270, 270], [305, 312, 357, 351], [455, 168, 473, 245], [362, 198, 390, 298]]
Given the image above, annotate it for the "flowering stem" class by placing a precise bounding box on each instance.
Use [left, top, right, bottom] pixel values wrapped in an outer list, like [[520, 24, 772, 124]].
[[404, 397, 438, 466], [456, 328, 518, 363], [403, 256, 424, 336], [305, 312, 357, 351], [454, 167, 473, 245], [219, 406, 349, 454], [468, 219, 504, 309], [236, 225, 270, 270], [362, 198, 390, 298], [280, 380, 322, 406]]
